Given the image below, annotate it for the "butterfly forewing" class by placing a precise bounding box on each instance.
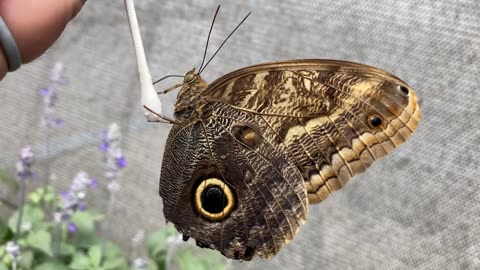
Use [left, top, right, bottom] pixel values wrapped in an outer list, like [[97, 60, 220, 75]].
[[201, 59, 421, 203]]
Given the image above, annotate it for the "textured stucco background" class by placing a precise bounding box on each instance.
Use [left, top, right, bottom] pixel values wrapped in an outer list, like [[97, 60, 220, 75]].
[[1, 0, 479, 269]]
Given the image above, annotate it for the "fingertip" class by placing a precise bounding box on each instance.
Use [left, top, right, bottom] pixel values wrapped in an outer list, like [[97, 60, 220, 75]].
[[71, 0, 87, 19]]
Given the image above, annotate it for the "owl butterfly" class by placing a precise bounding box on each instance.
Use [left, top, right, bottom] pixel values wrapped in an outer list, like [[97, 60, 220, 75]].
[[156, 6, 421, 261]]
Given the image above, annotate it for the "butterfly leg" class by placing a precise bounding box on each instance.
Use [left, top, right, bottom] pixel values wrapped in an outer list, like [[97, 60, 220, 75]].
[[143, 105, 179, 124]]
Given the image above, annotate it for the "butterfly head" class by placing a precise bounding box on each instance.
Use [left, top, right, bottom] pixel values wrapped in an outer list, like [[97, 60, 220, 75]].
[[182, 68, 199, 84], [173, 69, 208, 120]]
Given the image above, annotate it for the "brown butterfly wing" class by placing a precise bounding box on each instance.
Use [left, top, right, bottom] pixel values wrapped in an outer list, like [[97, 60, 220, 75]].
[[160, 59, 421, 260], [160, 111, 308, 260], [202, 59, 421, 203]]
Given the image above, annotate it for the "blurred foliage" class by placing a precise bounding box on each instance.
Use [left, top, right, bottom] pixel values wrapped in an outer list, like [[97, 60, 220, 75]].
[[147, 227, 226, 270], [0, 184, 226, 270]]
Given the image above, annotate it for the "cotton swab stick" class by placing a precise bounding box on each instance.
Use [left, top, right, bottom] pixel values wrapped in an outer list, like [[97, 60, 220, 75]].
[[124, 0, 163, 122]]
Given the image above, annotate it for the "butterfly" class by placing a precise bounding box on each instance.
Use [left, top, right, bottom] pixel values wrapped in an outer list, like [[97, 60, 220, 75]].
[[152, 6, 422, 261]]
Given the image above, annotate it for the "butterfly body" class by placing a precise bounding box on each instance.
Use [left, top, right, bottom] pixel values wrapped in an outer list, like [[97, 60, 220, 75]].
[[159, 59, 421, 260]]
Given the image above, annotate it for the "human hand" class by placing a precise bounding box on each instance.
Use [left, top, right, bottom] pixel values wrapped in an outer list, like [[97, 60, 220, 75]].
[[0, 0, 86, 80]]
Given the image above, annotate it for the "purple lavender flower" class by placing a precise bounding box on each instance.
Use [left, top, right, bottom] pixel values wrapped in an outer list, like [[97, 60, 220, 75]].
[[49, 62, 66, 83], [16, 147, 34, 180], [99, 141, 109, 152], [60, 191, 69, 198], [78, 202, 87, 211], [59, 172, 96, 211], [40, 62, 65, 129], [116, 156, 127, 169], [90, 179, 98, 188], [55, 171, 96, 233], [54, 118, 64, 128], [101, 123, 126, 241], [101, 123, 126, 190], [10, 145, 30, 266], [5, 241, 21, 261], [39, 88, 49, 96], [70, 172, 96, 193], [67, 222, 77, 233]]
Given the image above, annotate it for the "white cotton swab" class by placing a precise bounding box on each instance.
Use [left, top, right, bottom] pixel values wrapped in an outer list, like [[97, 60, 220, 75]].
[[124, 0, 163, 122]]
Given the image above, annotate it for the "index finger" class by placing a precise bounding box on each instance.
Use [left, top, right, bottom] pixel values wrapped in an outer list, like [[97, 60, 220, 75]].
[[0, 0, 85, 79]]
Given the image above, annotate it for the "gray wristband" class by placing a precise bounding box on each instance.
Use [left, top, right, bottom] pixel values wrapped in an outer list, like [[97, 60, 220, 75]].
[[0, 16, 22, 71]]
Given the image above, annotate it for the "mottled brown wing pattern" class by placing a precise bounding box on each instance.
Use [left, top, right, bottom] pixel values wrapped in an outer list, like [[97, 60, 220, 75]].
[[159, 59, 421, 260], [161, 109, 308, 260], [202, 60, 421, 203]]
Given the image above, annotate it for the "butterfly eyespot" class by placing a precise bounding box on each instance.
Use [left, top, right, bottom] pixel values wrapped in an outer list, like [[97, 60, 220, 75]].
[[368, 115, 384, 128], [397, 85, 409, 95], [233, 126, 261, 148], [194, 178, 235, 221]]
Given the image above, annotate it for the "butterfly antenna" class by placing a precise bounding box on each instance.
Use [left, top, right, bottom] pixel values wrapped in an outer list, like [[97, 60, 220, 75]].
[[199, 11, 252, 74], [153, 74, 184, 85], [198, 5, 221, 72]]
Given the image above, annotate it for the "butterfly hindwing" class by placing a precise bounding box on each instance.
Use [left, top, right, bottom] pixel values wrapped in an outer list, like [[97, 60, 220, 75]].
[[160, 109, 308, 259]]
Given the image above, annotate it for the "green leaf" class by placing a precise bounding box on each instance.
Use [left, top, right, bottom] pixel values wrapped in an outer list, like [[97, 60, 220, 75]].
[[18, 249, 34, 269], [175, 249, 203, 270], [43, 193, 54, 203], [197, 249, 226, 270], [0, 220, 10, 240], [41, 186, 56, 205], [147, 259, 159, 270], [2, 254, 11, 265], [71, 211, 102, 235], [34, 260, 69, 270], [169, 248, 226, 270], [147, 225, 177, 258], [8, 204, 45, 233], [26, 230, 53, 256], [58, 242, 76, 256], [29, 192, 41, 204], [71, 212, 94, 234], [70, 233, 100, 248], [103, 256, 127, 270], [0, 262, 8, 270], [97, 242, 127, 270], [69, 253, 91, 270], [153, 255, 166, 270], [102, 241, 123, 259], [88, 245, 102, 267]]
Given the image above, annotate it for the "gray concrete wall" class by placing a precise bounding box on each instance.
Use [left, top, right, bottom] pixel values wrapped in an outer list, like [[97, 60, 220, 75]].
[[1, 0, 479, 269]]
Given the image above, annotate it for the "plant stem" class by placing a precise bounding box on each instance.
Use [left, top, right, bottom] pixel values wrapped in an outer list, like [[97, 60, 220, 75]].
[[14, 177, 26, 242], [45, 128, 52, 188], [103, 189, 116, 241], [53, 222, 62, 257], [42, 128, 53, 211]]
